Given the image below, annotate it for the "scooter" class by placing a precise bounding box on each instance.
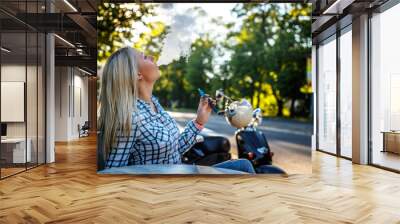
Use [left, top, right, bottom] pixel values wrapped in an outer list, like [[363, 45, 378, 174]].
[[182, 89, 286, 174]]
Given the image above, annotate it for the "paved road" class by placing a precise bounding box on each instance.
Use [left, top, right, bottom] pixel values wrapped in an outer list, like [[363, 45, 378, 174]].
[[169, 111, 312, 174]]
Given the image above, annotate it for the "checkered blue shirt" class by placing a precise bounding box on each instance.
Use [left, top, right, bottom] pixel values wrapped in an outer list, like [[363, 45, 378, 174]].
[[105, 96, 201, 168]]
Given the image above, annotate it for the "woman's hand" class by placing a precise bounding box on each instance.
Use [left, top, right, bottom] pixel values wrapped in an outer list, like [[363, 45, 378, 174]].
[[195, 95, 215, 125]]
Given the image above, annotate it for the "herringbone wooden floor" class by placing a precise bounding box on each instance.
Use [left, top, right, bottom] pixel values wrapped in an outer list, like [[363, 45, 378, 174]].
[[1, 135, 399, 224]]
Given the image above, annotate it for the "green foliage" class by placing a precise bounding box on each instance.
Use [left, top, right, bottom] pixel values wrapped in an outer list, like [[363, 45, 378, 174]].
[[275, 4, 312, 117], [97, 3, 168, 64], [98, 3, 312, 118], [154, 56, 189, 108], [222, 3, 312, 117], [154, 37, 214, 109]]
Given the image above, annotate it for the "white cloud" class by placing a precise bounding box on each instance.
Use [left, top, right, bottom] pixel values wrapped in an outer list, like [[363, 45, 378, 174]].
[[155, 3, 237, 65]]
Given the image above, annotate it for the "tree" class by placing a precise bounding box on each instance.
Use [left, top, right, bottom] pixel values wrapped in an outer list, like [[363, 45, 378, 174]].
[[222, 3, 311, 117], [100, 3, 312, 118], [185, 37, 214, 107], [97, 3, 168, 64], [226, 4, 281, 112], [154, 56, 189, 107], [273, 3, 311, 117]]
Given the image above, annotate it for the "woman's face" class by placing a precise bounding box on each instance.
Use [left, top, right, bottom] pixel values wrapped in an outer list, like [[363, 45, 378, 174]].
[[137, 52, 160, 83]]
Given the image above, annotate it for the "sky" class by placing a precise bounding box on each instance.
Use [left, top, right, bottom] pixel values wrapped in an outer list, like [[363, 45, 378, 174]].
[[128, 3, 239, 66]]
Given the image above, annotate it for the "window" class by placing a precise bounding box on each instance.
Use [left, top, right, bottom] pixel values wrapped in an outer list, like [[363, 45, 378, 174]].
[[317, 35, 337, 154], [339, 27, 352, 158], [0, 1, 46, 179], [370, 3, 400, 171]]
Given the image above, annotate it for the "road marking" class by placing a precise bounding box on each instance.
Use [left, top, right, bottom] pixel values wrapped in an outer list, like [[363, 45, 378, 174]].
[[177, 125, 231, 138], [170, 111, 311, 137]]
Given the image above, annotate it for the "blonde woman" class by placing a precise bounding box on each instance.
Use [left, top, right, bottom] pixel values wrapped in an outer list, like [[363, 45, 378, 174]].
[[98, 47, 255, 173]]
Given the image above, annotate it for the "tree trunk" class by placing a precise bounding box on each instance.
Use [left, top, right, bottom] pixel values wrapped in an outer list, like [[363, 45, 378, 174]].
[[250, 82, 256, 106], [271, 86, 283, 116], [256, 92, 261, 109], [276, 99, 283, 117], [290, 98, 296, 117], [256, 81, 263, 109]]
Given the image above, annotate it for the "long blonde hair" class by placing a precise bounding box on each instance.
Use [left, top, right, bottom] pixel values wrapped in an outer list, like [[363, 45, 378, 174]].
[[98, 47, 140, 160]]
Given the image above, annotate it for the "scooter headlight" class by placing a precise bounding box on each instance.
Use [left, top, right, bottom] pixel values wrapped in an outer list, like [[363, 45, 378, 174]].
[[225, 100, 253, 129]]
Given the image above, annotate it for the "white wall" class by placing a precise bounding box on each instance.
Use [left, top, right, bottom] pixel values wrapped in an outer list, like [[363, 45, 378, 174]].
[[1, 65, 25, 133], [1, 65, 36, 137], [55, 66, 69, 141], [1, 65, 26, 140], [71, 73, 89, 138], [1, 63, 46, 164], [54, 67, 89, 141]]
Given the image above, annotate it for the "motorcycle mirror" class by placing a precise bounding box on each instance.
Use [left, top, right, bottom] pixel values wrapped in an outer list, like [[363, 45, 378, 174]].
[[215, 89, 224, 101], [195, 135, 204, 143], [252, 108, 263, 127]]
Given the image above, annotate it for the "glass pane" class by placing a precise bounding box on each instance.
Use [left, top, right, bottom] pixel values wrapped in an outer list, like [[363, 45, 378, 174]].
[[371, 4, 400, 171], [317, 36, 337, 154], [0, 0, 46, 178], [38, 32, 45, 165], [339, 28, 352, 158], [0, 1, 28, 33], [27, 31, 38, 169], [1, 29, 27, 177], [26, 0, 40, 169]]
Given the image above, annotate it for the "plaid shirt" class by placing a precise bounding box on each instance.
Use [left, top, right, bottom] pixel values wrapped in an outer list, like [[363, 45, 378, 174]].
[[105, 96, 202, 168]]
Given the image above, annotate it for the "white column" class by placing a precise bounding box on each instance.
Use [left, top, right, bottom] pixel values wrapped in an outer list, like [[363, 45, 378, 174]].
[[352, 14, 369, 164], [311, 45, 317, 151], [45, 0, 55, 163], [54, 67, 72, 141], [46, 33, 55, 163]]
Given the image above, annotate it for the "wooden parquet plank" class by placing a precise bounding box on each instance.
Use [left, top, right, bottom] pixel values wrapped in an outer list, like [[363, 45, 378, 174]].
[[0, 135, 399, 223]]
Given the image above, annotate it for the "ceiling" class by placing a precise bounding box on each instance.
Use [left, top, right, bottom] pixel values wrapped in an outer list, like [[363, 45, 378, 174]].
[[311, 0, 390, 43], [0, 0, 97, 75]]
